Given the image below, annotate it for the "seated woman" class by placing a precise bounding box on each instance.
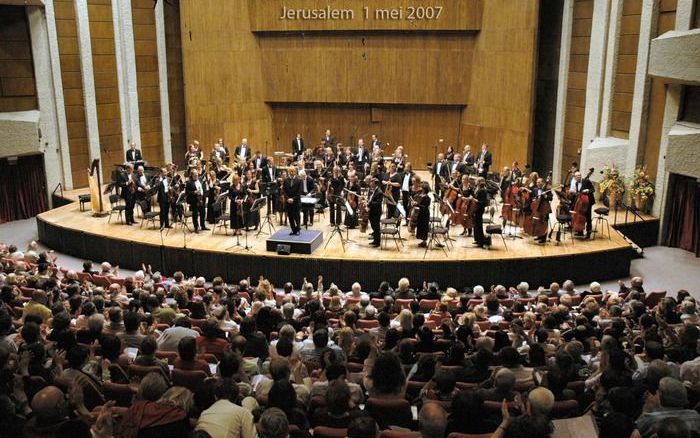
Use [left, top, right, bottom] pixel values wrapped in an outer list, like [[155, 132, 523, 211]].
[[407, 354, 436, 382], [121, 379, 193, 438], [445, 391, 498, 435], [173, 336, 211, 376], [196, 319, 230, 360], [415, 325, 439, 353], [311, 379, 363, 428], [421, 368, 459, 404]]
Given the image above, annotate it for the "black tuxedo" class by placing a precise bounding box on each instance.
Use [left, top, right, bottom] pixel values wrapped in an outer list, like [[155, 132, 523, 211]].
[[292, 137, 305, 157], [262, 165, 278, 184], [186, 179, 206, 230], [253, 155, 267, 170], [300, 176, 316, 226], [126, 149, 142, 163], [283, 176, 302, 233], [155, 177, 171, 228], [433, 160, 450, 196], [322, 135, 335, 150], [473, 187, 489, 245], [371, 139, 382, 150], [476, 150, 492, 176], [355, 147, 368, 169], [464, 152, 475, 167], [234, 145, 252, 161], [400, 171, 415, 224], [450, 161, 467, 176], [122, 173, 137, 224], [368, 187, 383, 245]]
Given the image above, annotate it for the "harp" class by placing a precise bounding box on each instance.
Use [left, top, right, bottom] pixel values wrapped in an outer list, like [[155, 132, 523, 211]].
[[87, 159, 107, 216]]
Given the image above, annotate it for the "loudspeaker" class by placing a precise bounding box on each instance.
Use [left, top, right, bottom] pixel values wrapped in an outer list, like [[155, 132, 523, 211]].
[[276, 244, 291, 255]]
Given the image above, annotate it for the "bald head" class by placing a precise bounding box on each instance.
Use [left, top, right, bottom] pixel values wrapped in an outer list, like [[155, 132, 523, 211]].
[[528, 387, 555, 417], [419, 402, 447, 438], [31, 386, 65, 420], [494, 368, 516, 391]]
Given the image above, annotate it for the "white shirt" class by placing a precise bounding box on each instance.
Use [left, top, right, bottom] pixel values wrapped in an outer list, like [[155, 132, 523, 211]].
[[402, 173, 411, 191], [239, 147, 247, 160], [436, 162, 443, 175], [196, 399, 257, 438], [162, 178, 169, 193], [195, 180, 203, 195]]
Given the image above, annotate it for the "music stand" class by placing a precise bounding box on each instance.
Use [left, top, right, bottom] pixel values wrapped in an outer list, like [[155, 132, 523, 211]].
[[439, 198, 457, 244], [342, 197, 357, 244], [325, 195, 346, 252], [424, 195, 448, 258], [167, 191, 190, 236], [256, 185, 276, 237]]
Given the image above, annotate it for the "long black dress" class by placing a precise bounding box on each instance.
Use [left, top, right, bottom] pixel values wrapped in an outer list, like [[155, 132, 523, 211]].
[[229, 184, 245, 230], [415, 194, 431, 241], [244, 179, 261, 229]]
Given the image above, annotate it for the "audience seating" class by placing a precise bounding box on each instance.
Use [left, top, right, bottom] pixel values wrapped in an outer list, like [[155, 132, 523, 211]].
[[171, 369, 208, 392], [365, 397, 414, 430], [313, 427, 349, 438]]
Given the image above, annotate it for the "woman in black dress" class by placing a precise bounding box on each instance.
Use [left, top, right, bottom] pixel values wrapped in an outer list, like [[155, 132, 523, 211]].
[[415, 182, 431, 247], [228, 174, 245, 234], [243, 169, 260, 230], [205, 170, 219, 224], [344, 173, 360, 229]]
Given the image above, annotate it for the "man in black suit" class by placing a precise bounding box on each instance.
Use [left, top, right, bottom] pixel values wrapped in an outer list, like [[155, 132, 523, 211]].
[[217, 138, 230, 164], [571, 170, 595, 239], [432, 153, 449, 197], [283, 167, 302, 235], [463, 145, 475, 169], [367, 178, 383, 247], [355, 138, 368, 176], [473, 177, 489, 248], [262, 156, 278, 184], [298, 169, 316, 227], [322, 129, 335, 153], [476, 143, 492, 177], [135, 165, 151, 213], [252, 151, 267, 171], [292, 133, 305, 159], [125, 142, 142, 164], [450, 154, 467, 176], [121, 164, 137, 225], [155, 168, 171, 229], [234, 138, 252, 163], [400, 163, 415, 225], [185, 169, 207, 233], [370, 134, 382, 150]]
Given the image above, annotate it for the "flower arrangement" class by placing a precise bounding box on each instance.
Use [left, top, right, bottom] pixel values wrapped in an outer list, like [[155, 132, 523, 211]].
[[630, 166, 655, 200], [599, 164, 625, 195]]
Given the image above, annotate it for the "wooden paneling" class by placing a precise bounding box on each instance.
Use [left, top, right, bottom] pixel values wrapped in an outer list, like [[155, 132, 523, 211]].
[[55, 0, 89, 187], [0, 6, 37, 112], [249, 0, 482, 32], [532, 0, 564, 173], [643, 0, 677, 180], [561, 0, 593, 177], [180, 0, 273, 156], [259, 33, 473, 105], [271, 103, 462, 168], [611, 0, 641, 139], [164, 0, 186, 166], [459, 0, 540, 173], [132, 0, 163, 166], [88, 0, 123, 178]]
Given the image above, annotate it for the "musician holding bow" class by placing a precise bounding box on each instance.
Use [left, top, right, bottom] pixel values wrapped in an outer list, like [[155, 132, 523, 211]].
[[414, 183, 431, 248], [154, 168, 172, 230], [473, 177, 489, 248], [570, 170, 595, 239], [530, 177, 553, 244]]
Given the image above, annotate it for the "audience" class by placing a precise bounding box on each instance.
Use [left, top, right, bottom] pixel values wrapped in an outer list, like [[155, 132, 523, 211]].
[[0, 242, 698, 438]]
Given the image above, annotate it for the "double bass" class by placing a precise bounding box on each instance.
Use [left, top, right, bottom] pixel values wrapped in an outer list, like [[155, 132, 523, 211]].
[[571, 168, 594, 233], [359, 195, 369, 233]]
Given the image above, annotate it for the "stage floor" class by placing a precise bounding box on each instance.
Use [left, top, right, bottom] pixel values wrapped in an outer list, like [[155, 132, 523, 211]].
[[40, 173, 642, 289]]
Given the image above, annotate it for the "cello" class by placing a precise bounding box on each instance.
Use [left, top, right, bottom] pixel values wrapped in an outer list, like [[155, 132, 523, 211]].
[[571, 168, 594, 233], [527, 172, 553, 237]]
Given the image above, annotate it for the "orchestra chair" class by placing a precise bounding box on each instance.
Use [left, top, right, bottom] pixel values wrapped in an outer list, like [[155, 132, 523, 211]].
[[419, 299, 439, 312], [365, 397, 414, 430], [592, 206, 611, 239], [171, 369, 207, 392], [136, 200, 159, 229], [644, 290, 667, 308], [431, 224, 452, 251], [76, 271, 94, 283], [549, 399, 580, 419], [379, 430, 421, 438], [447, 433, 493, 438], [107, 194, 126, 224], [357, 319, 380, 329], [550, 213, 574, 245], [381, 216, 403, 250], [314, 427, 348, 438], [485, 224, 507, 250], [406, 380, 427, 400], [78, 194, 91, 212], [211, 200, 231, 236], [102, 382, 136, 407]]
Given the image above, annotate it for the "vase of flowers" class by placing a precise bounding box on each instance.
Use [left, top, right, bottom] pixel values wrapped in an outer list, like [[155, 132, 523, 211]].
[[630, 166, 654, 211], [599, 164, 625, 210]]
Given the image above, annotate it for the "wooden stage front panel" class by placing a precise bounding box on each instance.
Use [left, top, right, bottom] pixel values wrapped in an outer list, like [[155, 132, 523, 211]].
[[37, 198, 633, 291]]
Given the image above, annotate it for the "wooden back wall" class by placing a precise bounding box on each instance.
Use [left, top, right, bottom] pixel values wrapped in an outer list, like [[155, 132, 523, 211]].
[[181, 0, 539, 171]]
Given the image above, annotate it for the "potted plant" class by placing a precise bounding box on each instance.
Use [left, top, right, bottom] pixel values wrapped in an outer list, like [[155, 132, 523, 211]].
[[630, 166, 654, 211], [599, 164, 625, 209]]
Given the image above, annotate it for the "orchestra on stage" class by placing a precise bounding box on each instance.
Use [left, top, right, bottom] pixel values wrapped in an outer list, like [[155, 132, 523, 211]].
[[108, 131, 597, 249]]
